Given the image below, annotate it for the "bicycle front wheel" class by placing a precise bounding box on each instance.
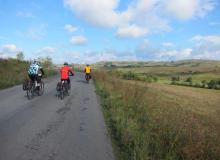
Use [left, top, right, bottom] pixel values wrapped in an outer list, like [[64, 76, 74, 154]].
[[27, 82, 33, 100]]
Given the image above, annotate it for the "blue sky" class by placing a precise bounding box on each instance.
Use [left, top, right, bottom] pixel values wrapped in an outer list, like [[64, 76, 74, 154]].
[[0, 0, 220, 63]]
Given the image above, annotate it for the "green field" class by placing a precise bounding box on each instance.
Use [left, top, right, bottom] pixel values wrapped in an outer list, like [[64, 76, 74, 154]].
[[98, 60, 220, 87]]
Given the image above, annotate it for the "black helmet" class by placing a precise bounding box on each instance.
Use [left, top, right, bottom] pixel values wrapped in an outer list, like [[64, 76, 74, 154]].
[[33, 60, 40, 66], [64, 62, 68, 66]]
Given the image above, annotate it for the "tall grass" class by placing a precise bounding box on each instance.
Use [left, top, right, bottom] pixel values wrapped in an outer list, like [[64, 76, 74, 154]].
[[0, 58, 57, 89], [94, 70, 220, 160], [0, 58, 29, 89]]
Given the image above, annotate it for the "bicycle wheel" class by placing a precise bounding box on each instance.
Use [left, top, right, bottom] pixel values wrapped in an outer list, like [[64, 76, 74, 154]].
[[68, 82, 71, 90], [59, 82, 64, 100], [60, 90, 64, 100], [27, 81, 33, 100], [38, 81, 44, 96]]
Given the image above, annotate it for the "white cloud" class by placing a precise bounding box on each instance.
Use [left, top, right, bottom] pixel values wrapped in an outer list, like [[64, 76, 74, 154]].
[[64, 50, 138, 63], [162, 42, 174, 47], [29, 46, 56, 60], [191, 35, 220, 59], [116, 25, 148, 38], [17, 11, 35, 18], [0, 44, 22, 58], [64, 24, 78, 33], [164, 0, 216, 20], [70, 36, 88, 45], [64, 0, 120, 27], [209, 22, 220, 26], [137, 39, 150, 51], [64, 0, 216, 38], [158, 48, 192, 60], [191, 35, 220, 45], [38, 46, 56, 54]]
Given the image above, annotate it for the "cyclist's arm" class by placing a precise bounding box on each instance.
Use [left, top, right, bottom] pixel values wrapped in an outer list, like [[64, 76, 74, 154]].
[[40, 68, 45, 76], [68, 69, 74, 76]]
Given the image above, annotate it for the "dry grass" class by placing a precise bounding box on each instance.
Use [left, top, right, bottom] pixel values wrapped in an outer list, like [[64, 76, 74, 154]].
[[94, 70, 220, 160]]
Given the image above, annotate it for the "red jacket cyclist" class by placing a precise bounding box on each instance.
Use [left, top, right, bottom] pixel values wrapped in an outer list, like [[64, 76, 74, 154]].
[[60, 62, 74, 88]]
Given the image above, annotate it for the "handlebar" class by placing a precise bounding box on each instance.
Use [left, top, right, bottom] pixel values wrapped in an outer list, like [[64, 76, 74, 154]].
[[69, 73, 74, 76]]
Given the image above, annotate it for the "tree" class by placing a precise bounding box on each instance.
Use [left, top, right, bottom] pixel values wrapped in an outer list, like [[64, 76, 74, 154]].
[[16, 52, 24, 61], [208, 80, 218, 89], [38, 56, 53, 69], [171, 76, 180, 82]]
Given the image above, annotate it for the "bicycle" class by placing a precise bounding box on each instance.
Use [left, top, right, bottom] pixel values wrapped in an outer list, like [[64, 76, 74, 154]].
[[56, 80, 70, 100], [23, 75, 44, 100], [85, 73, 91, 83]]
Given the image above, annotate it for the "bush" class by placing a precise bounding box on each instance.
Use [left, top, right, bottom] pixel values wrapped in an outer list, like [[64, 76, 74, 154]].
[[185, 77, 192, 83], [194, 83, 202, 88], [208, 80, 217, 89], [171, 76, 180, 82], [122, 72, 158, 83]]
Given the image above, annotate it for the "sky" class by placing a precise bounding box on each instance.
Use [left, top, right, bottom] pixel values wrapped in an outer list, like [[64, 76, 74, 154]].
[[0, 0, 220, 64]]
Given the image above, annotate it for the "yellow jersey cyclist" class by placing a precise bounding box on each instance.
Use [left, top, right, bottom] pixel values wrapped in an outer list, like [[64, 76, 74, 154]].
[[84, 64, 92, 81]]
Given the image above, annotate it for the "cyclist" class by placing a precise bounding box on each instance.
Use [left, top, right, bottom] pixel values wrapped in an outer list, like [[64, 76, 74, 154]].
[[28, 60, 45, 88], [84, 64, 92, 80], [60, 62, 74, 89]]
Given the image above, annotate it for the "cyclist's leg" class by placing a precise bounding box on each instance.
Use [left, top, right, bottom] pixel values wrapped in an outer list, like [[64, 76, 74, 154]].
[[67, 78, 71, 89], [60, 79, 64, 86], [28, 75, 35, 90], [63, 79, 68, 92], [61, 79, 67, 90], [29, 74, 35, 83], [36, 75, 41, 84]]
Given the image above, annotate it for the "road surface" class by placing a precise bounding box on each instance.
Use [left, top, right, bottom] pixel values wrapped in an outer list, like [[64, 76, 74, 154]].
[[0, 73, 115, 160]]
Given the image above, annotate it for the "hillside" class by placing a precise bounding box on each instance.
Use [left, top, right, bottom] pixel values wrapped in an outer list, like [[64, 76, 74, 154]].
[[96, 59, 220, 68], [94, 69, 220, 159]]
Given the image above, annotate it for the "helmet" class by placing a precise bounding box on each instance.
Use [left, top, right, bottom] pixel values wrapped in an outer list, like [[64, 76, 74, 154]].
[[86, 64, 90, 66], [64, 62, 68, 66], [33, 60, 40, 66]]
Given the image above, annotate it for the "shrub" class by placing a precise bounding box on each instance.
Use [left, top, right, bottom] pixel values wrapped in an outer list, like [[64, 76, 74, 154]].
[[185, 77, 192, 83], [171, 76, 180, 82], [208, 80, 217, 89]]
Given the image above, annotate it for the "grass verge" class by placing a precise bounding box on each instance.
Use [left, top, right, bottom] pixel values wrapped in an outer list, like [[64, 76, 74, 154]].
[[94, 70, 220, 160]]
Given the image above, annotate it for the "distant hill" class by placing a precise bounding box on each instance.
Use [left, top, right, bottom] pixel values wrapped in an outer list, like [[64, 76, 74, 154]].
[[95, 59, 220, 68]]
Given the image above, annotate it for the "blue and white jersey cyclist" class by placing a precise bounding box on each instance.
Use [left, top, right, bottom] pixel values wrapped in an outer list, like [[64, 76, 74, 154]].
[[28, 60, 45, 87]]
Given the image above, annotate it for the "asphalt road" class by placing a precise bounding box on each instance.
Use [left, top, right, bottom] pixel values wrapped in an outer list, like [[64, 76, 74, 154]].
[[0, 73, 115, 160]]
